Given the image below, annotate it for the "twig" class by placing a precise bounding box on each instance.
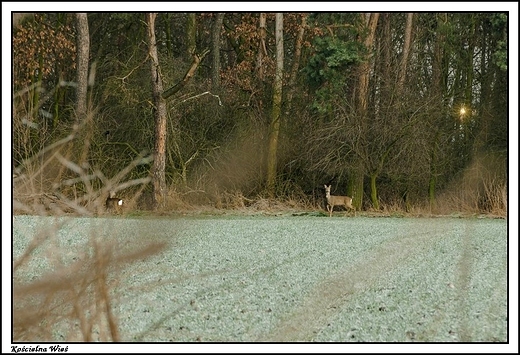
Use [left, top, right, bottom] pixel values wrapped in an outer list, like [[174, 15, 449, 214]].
[[178, 91, 223, 106]]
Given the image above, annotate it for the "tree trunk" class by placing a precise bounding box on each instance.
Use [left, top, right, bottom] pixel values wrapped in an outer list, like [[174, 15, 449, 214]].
[[146, 13, 168, 210], [397, 13, 413, 96], [357, 13, 379, 114], [370, 173, 379, 210], [286, 13, 307, 113], [162, 49, 209, 99], [211, 13, 224, 91], [256, 13, 267, 81], [75, 13, 92, 169], [428, 13, 447, 209], [75, 13, 89, 122], [266, 13, 283, 197], [348, 162, 365, 211], [429, 133, 439, 212], [186, 13, 196, 57], [353, 13, 379, 210]]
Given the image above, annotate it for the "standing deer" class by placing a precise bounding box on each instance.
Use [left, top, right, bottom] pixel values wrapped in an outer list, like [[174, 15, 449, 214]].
[[324, 184, 354, 217]]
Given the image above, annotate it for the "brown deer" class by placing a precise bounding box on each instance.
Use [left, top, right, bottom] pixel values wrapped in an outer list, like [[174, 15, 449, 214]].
[[105, 191, 123, 213], [324, 184, 354, 217]]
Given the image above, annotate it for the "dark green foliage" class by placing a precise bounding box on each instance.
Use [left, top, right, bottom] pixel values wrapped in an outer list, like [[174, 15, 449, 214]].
[[305, 37, 362, 88], [304, 36, 363, 113], [490, 13, 507, 71]]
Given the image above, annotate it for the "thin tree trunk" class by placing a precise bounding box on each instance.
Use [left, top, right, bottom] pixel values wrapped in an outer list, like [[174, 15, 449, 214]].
[[429, 148, 437, 211], [75, 13, 89, 122], [146, 13, 168, 210], [357, 13, 379, 114], [286, 13, 307, 112], [397, 13, 413, 96], [428, 13, 447, 209], [266, 13, 284, 197], [75, 13, 91, 169], [256, 13, 267, 81], [353, 13, 379, 210], [187, 13, 196, 57], [162, 49, 209, 99], [211, 13, 224, 91], [370, 173, 379, 210]]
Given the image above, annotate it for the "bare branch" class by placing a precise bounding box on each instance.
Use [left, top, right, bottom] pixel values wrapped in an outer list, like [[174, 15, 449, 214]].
[[162, 49, 210, 99]]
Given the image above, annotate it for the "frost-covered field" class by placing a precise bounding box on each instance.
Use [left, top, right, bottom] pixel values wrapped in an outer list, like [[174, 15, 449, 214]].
[[12, 214, 508, 343]]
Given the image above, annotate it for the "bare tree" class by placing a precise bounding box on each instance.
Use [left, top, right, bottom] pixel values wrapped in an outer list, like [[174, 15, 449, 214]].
[[75, 13, 89, 122], [351, 13, 379, 209], [397, 13, 414, 96], [357, 13, 379, 115], [266, 13, 284, 197], [186, 13, 196, 57], [146, 13, 168, 210], [211, 13, 225, 91], [428, 13, 448, 209], [74, 13, 92, 171], [286, 13, 307, 112], [256, 13, 268, 81]]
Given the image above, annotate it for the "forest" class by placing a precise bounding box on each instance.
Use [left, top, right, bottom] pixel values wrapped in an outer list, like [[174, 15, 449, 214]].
[[12, 12, 509, 216]]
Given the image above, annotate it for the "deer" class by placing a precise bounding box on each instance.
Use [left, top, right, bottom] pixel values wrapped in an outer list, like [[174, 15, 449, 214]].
[[324, 184, 354, 217], [105, 191, 123, 213]]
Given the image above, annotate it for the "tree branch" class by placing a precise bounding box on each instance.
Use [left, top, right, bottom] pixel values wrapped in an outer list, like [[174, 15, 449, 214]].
[[162, 49, 210, 99]]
